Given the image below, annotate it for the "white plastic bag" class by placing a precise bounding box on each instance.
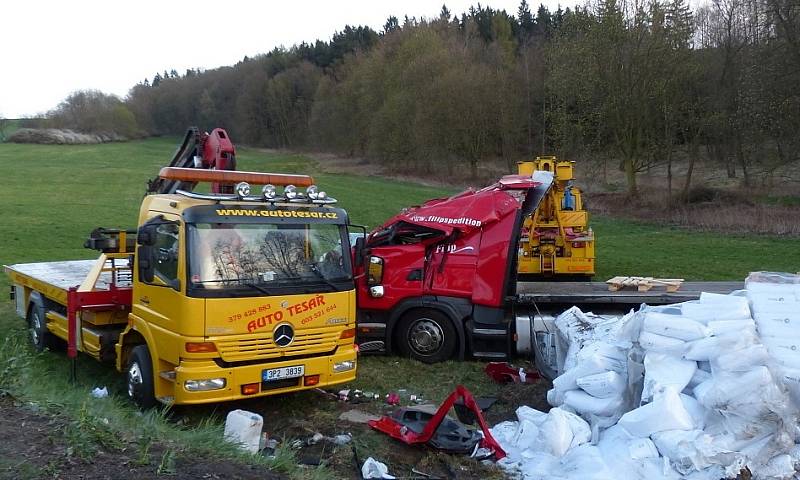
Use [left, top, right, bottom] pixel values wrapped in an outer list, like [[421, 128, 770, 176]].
[[638, 331, 686, 354], [692, 366, 773, 409], [361, 457, 396, 479], [707, 319, 756, 336], [577, 370, 627, 399], [642, 312, 709, 341], [553, 342, 627, 392], [709, 344, 770, 374], [641, 352, 697, 402], [683, 331, 756, 362], [681, 302, 750, 323], [618, 389, 694, 437], [563, 390, 625, 417], [628, 437, 660, 460]]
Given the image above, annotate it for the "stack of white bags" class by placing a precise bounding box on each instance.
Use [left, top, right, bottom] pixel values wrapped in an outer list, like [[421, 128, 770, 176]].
[[491, 272, 800, 479]]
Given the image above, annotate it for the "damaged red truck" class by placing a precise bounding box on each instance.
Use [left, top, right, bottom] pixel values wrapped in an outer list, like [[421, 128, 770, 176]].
[[353, 173, 741, 367], [354, 173, 553, 363]]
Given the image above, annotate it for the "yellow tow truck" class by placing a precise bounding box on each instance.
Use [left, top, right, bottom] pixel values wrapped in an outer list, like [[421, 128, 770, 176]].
[[5, 129, 358, 407], [516, 156, 595, 279]]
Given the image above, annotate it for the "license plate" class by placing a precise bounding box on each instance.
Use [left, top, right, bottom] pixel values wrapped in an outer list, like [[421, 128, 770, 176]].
[[262, 365, 304, 382]]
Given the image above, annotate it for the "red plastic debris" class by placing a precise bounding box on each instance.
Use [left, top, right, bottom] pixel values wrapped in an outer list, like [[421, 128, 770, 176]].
[[369, 385, 507, 460], [484, 362, 540, 384]]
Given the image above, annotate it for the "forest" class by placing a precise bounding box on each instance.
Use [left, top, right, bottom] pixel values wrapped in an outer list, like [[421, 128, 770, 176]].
[[21, 0, 800, 196]]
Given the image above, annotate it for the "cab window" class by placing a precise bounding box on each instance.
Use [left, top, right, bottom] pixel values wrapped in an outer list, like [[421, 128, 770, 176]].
[[153, 222, 179, 285]]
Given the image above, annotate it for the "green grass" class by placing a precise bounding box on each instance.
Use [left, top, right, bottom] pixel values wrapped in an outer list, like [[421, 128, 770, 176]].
[[0, 138, 798, 477]]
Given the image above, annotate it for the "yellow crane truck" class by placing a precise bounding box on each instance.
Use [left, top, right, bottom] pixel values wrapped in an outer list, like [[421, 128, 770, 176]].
[[4, 128, 358, 407], [516, 156, 595, 279]]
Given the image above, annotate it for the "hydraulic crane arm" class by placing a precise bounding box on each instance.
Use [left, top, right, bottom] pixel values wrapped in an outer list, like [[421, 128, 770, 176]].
[[146, 127, 237, 195]]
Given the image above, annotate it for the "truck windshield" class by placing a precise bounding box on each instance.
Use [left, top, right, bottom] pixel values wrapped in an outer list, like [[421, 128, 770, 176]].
[[187, 222, 352, 294]]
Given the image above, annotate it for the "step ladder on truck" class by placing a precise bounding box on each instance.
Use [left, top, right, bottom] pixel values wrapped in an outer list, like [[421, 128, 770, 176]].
[[6, 128, 361, 407]]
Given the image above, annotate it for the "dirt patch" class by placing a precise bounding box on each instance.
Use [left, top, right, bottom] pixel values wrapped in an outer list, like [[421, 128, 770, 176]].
[[168, 376, 552, 480], [0, 394, 278, 480]]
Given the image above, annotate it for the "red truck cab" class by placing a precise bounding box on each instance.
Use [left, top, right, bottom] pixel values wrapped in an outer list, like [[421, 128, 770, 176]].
[[355, 174, 553, 362]]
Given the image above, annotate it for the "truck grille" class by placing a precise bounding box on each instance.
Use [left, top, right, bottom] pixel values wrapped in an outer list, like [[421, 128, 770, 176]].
[[215, 328, 341, 362]]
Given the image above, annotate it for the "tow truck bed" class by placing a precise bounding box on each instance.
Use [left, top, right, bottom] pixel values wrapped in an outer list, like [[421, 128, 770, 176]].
[[515, 281, 743, 306], [8, 260, 109, 290], [6, 258, 133, 307]]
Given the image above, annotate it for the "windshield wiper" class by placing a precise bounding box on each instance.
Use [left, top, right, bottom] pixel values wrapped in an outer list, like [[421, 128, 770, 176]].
[[308, 265, 342, 291], [191, 278, 275, 295], [240, 282, 274, 295]]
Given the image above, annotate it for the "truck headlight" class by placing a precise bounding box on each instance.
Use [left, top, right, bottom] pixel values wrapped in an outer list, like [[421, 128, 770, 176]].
[[333, 361, 356, 373], [184, 378, 227, 391]]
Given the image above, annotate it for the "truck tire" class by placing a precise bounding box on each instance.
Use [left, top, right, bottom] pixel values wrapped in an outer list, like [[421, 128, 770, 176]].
[[397, 309, 457, 363], [27, 299, 55, 352], [127, 345, 157, 409]]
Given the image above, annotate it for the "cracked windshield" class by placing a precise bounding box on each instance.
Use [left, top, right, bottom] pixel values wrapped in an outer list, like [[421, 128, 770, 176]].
[[188, 223, 351, 290]]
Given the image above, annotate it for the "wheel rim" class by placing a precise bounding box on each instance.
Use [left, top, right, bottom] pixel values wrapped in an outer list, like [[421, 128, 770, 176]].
[[30, 311, 41, 346], [128, 362, 142, 398], [408, 318, 444, 356]]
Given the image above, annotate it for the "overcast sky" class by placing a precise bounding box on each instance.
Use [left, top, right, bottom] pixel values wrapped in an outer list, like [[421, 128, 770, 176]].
[[1, 0, 580, 118]]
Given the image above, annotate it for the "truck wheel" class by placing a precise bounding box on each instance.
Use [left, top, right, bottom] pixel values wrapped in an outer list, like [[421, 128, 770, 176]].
[[27, 300, 54, 352], [397, 309, 457, 363], [127, 345, 157, 409]]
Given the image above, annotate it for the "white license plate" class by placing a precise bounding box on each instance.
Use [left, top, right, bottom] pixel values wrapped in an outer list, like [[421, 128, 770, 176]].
[[262, 365, 304, 382]]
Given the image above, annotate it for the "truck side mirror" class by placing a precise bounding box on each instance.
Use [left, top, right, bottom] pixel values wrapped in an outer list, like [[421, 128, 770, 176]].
[[354, 236, 366, 266], [137, 224, 156, 246], [138, 245, 155, 283]]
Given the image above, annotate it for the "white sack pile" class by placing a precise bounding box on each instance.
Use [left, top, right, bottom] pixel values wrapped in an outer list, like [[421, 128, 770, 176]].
[[492, 272, 800, 480]]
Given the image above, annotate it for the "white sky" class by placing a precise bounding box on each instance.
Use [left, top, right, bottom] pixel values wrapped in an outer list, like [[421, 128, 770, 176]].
[[0, 0, 578, 118]]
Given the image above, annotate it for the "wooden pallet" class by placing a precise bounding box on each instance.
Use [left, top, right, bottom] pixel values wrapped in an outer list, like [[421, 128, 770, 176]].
[[606, 276, 685, 292]]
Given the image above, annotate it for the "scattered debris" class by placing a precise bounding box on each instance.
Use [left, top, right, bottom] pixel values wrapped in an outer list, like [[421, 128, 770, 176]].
[[90, 386, 108, 398], [306, 432, 325, 446], [411, 467, 444, 479], [369, 385, 506, 459], [261, 438, 278, 459], [339, 409, 381, 424], [331, 433, 352, 445], [484, 362, 539, 384], [222, 409, 263, 454], [362, 457, 396, 479], [453, 396, 497, 425]]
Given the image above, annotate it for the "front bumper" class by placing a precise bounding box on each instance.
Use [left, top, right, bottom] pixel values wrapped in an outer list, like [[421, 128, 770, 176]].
[[170, 345, 357, 404]]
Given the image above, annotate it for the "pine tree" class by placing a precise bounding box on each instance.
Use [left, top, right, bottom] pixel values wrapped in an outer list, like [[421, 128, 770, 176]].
[[383, 15, 399, 33], [440, 4, 452, 22], [518, 0, 535, 40]]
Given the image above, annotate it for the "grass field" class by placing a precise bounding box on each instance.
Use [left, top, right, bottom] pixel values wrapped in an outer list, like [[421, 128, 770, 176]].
[[0, 138, 798, 479]]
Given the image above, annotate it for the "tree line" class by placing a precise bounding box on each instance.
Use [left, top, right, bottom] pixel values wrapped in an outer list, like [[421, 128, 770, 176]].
[[32, 0, 800, 196]]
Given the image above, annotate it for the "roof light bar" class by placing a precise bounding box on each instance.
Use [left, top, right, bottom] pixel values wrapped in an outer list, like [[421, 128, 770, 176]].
[[175, 189, 338, 204], [158, 167, 314, 187]]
